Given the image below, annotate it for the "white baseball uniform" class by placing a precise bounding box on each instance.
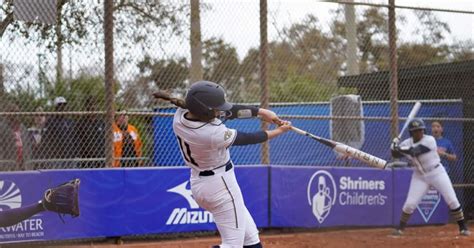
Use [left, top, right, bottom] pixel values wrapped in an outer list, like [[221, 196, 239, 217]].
[[398, 135, 461, 213], [173, 108, 260, 248]]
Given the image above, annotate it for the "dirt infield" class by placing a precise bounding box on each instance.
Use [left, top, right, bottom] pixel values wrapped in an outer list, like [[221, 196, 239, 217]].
[[38, 223, 473, 248]]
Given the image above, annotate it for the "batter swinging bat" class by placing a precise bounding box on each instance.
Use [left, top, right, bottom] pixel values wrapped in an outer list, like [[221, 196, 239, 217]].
[[397, 101, 421, 139], [153, 90, 387, 169], [290, 126, 387, 169]]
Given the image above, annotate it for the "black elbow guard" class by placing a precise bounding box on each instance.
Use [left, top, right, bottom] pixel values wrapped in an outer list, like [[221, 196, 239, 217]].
[[228, 105, 259, 119], [233, 131, 268, 146]]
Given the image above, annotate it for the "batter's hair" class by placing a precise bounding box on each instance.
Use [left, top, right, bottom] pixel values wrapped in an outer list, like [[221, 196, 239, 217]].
[[152, 91, 187, 109]]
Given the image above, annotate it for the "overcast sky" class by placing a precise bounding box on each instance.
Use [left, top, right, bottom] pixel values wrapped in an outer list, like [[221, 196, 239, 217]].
[[2, 0, 473, 87], [201, 0, 474, 58]]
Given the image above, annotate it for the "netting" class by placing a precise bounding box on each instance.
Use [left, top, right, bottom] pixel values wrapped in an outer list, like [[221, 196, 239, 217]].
[[1, 0, 473, 218]]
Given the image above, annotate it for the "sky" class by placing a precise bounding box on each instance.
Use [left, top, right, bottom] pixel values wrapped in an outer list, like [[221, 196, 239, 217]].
[[2, 0, 473, 86], [201, 0, 474, 58]]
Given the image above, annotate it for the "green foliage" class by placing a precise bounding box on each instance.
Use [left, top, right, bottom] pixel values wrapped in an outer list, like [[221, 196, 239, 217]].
[[137, 56, 189, 90], [2, 0, 188, 52], [398, 44, 450, 68], [67, 75, 107, 111], [270, 73, 356, 103]]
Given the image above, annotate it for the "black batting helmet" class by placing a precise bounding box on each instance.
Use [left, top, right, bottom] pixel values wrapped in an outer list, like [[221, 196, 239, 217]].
[[408, 118, 426, 135], [185, 81, 232, 120]]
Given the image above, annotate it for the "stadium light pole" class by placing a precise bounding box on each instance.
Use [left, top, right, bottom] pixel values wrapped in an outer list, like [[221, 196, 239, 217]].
[[345, 0, 359, 75]]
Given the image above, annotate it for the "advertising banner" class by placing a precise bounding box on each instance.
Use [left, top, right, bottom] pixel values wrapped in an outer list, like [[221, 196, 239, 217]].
[[0, 165, 450, 244], [271, 166, 393, 227], [0, 166, 268, 243], [392, 168, 449, 225]]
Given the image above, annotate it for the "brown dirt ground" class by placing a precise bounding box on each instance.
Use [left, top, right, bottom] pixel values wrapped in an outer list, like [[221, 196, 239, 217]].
[[20, 223, 474, 248]]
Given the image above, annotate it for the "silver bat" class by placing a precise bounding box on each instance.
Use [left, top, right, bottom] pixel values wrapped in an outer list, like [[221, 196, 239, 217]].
[[398, 101, 422, 139], [291, 126, 387, 169]]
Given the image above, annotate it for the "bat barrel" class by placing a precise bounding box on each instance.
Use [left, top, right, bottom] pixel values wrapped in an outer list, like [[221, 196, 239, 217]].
[[290, 126, 386, 169]]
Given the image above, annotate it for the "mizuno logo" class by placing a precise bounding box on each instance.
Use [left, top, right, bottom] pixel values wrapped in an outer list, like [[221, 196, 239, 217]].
[[166, 208, 214, 225], [165, 181, 214, 225]]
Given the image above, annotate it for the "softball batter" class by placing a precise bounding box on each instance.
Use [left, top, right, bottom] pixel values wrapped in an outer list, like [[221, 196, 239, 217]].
[[172, 81, 291, 247], [391, 118, 470, 236]]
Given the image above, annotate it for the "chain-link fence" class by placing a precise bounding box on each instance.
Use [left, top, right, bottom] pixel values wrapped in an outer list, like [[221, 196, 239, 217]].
[[1, 0, 473, 217]]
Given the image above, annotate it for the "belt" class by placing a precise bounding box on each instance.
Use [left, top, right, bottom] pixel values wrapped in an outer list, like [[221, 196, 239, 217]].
[[425, 164, 440, 173], [199, 161, 233, 176]]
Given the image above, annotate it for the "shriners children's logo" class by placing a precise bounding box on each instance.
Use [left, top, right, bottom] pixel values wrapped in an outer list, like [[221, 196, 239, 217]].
[[307, 170, 337, 224]]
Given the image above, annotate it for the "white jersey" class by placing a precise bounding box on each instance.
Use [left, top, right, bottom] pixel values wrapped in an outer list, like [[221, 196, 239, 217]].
[[172, 108, 237, 171], [399, 134, 441, 174], [399, 134, 462, 217]]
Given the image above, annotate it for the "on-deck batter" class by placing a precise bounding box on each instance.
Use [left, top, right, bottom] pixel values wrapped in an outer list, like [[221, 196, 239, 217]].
[[172, 81, 291, 247], [391, 118, 470, 236]]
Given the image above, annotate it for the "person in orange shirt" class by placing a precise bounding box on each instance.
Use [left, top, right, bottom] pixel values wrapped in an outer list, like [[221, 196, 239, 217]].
[[113, 110, 143, 167]]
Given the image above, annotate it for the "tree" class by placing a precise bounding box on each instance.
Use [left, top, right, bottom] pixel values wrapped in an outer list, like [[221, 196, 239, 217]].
[[413, 10, 451, 45], [118, 56, 189, 109], [448, 40, 474, 61], [397, 44, 449, 68], [240, 14, 348, 102], [1, 0, 189, 107], [1, 1, 188, 49], [202, 38, 243, 101]]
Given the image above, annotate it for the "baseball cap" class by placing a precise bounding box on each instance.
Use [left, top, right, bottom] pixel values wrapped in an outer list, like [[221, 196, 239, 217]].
[[54, 96, 67, 105]]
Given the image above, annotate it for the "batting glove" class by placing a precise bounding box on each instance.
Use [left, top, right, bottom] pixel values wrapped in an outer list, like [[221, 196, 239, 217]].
[[390, 139, 400, 151]]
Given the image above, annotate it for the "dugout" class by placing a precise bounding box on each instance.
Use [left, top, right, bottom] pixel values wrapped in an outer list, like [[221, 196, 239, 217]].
[[337, 59, 474, 219]]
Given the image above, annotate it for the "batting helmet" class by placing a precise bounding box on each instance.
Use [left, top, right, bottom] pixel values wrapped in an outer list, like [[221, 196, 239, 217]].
[[185, 81, 232, 120], [408, 118, 426, 134]]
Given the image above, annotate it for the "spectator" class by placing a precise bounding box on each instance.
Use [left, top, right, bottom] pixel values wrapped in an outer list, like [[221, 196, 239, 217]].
[[39, 96, 77, 167], [28, 106, 47, 158], [112, 110, 143, 167], [76, 97, 106, 168], [431, 120, 457, 175], [0, 103, 33, 171]]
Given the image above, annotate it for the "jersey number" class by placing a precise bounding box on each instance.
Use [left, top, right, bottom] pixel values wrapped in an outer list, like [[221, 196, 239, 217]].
[[176, 136, 199, 167]]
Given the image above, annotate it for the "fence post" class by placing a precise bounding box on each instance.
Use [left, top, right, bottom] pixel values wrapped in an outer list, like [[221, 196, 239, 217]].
[[260, 0, 270, 165], [388, 0, 399, 142], [104, 0, 115, 168], [190, 0, 203, 83], [0, 63, 4, 97]]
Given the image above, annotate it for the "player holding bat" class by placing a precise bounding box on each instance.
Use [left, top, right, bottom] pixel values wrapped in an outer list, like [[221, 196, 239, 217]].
[[391, 118, 470, 236], [154, 81, 291, 248]]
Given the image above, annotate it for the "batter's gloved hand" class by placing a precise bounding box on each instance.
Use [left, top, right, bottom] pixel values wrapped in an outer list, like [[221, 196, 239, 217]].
[[385, 160, 408, 169], [42, 179, 80, 217], [390, 137, 400, 151]]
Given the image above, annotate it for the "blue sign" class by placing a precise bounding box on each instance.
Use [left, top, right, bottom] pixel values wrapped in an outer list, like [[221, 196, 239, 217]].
[[0, 171, 47, 242], [271, 166, 393, 227], [392, 168, 449, 225], [0, 166, 268, 243], [0, 166, 451, 244]]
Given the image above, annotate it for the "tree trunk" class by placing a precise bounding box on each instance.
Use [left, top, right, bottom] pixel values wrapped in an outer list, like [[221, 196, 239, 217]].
[[55, 0, 63, 86], [0, 63, 4, 97]]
